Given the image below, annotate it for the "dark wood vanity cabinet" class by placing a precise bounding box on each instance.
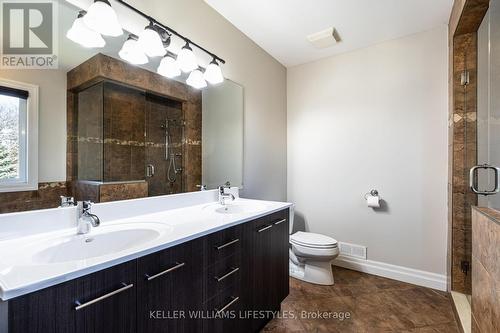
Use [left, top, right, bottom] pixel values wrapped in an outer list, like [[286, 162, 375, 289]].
[[246, 209, 290, 332], [5, 208, 289, 333], [8, 261, 137, 333]]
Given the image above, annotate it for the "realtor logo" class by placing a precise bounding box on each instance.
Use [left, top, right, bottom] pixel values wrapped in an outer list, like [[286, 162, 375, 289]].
[[1, 0, 58, 69]]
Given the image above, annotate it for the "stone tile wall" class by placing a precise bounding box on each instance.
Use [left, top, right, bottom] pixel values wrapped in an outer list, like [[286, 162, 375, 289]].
[[0, 182, 70, 214], [471, 207, 500, 332]]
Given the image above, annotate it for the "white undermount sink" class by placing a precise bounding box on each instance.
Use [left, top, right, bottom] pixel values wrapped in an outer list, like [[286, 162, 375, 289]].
[[32, 223, 167, 264], [203, 200, 267, 215]]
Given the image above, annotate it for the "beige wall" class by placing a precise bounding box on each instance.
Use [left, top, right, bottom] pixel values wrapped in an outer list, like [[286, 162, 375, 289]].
[[287, 26, 449, 276]]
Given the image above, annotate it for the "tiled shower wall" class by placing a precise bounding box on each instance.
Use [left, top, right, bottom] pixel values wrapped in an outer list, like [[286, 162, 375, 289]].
[[67, 54, 202, 201], [448, 0, 490, 295], [450, 32, 477, 294], [471, 207, 500, 332]]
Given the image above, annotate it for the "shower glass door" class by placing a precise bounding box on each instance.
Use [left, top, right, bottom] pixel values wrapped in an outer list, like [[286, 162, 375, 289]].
[[476, 0, 500, 208], [144, 94, 185, 196]]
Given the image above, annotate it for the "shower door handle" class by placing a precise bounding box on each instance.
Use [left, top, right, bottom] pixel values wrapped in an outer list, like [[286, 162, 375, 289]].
[[146, 164, 155, 177], [469, 164, 500, 195]]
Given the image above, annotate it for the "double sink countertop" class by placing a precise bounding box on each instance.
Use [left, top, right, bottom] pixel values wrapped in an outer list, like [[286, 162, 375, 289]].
[[0, 192, 292, 301]]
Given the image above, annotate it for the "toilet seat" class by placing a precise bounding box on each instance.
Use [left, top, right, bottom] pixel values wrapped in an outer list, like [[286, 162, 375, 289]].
[[290, 231, 338, 249], [291, 242, 339, 258]]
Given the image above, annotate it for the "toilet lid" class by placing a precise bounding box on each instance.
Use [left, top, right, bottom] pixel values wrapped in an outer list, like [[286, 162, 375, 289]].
[[290, 231, 337, 248]]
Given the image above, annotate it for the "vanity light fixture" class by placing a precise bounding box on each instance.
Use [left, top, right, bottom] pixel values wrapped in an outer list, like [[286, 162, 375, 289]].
[[68, 0, 226, 88], [204, 58, 224, 85], [176, 42, 198, 73], [186, 68, 207, 89], [138, 21, 166, 57], [67, 11, 105, 48], [83, 0, 123, 37], [119, 35, 148, 65], [157, 54, 181, 78]]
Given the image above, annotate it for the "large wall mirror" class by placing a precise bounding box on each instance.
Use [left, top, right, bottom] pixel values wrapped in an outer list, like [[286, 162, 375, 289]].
[[0, 0, 243, 213]]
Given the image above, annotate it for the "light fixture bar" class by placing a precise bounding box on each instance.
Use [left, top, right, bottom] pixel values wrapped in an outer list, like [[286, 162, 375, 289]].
[[116, 0, 225, 64]]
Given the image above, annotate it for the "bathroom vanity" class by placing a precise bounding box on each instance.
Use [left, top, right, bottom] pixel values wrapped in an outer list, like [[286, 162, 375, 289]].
[[0, 192, 291, 333]]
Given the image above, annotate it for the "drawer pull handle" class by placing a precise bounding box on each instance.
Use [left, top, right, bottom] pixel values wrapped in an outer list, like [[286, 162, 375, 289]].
[[215, 296, 240, 314], [74, 282, 134, 311], [273, 218, 287, 225], [215, 238, 239, 250], [257, 225, 273, 233], [215, 267, 240, 282], [145, 262, 185, 281]]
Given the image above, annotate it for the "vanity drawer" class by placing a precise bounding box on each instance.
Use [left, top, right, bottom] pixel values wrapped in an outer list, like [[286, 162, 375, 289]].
[[136, 237, 205, 333], [202, 283, 246, 333], [204, 253, 242, 301], [136, 237, 204, 294], [206, 224, 243, 265]]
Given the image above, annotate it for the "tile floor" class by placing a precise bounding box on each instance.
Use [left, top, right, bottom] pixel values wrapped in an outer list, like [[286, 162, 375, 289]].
[[263, 266, 460, 333]]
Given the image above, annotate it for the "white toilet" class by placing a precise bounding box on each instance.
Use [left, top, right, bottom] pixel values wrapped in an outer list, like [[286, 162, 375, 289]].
[[289, 215, 339, 285]]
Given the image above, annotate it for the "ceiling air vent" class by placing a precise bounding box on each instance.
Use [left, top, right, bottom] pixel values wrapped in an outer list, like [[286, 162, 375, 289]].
[[307, 27, 341, 49]]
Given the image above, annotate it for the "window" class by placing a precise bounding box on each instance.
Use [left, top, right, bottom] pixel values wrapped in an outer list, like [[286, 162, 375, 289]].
[[0, 79, 38, 192]]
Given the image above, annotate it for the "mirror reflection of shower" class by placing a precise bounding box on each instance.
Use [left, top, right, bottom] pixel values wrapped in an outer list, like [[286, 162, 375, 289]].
[[160, 119, 184, 186]]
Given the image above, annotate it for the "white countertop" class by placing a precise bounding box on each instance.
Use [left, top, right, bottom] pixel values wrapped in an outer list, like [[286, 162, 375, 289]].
[[0, 196, 292, 301]]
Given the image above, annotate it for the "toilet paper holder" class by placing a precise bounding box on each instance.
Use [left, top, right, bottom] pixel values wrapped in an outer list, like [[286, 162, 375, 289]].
[[364, 189, 379, 199]]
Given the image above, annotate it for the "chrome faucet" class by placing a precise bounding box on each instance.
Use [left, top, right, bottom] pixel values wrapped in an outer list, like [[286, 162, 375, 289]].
[[76, 201, 100, 235], [218, 185, 235, 205]]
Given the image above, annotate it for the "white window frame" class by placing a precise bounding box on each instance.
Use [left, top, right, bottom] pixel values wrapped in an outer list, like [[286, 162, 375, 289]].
[[0, 78, 39, 192]]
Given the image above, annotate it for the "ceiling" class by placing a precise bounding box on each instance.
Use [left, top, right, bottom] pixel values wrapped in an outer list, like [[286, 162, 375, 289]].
[[204, 0, 453, 67]]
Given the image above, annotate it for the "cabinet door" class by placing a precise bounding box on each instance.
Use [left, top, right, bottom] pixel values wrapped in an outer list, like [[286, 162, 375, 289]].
[[243, 209, 290, 332], [246, 216, 275, 331], [8, 261, 137, 333], [73, 261, 137, 333], [137, 238, 204, 333], [268, 209, 290, 306], [8, 278, 76, 333]]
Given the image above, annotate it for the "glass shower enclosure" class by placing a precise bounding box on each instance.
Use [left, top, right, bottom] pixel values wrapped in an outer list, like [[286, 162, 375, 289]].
[[475, 1, 500, 208], [77, 81, 185, 196]]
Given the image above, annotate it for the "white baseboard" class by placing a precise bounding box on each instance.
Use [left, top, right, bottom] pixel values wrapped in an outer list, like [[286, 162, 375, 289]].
[[333, 255, 447, 291]]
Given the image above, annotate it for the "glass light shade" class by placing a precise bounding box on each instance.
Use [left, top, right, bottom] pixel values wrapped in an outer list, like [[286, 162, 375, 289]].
[[83, 0, 123, 37], [119, 39, 148, 65], [176, 44, 198, 72], [138, 26, 166, 57], [186, 69, 207, 89], [204, 61, 224, 84], [157, 55, 181, 78], [66, 16, 105, 48]]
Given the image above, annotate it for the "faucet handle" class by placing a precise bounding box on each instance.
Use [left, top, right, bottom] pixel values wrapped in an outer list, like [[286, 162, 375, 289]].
[[196, 184, 207, 191], [218, 182, 231, 192], [60, 196, 75, 207], [82, 201, 94, 212]]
